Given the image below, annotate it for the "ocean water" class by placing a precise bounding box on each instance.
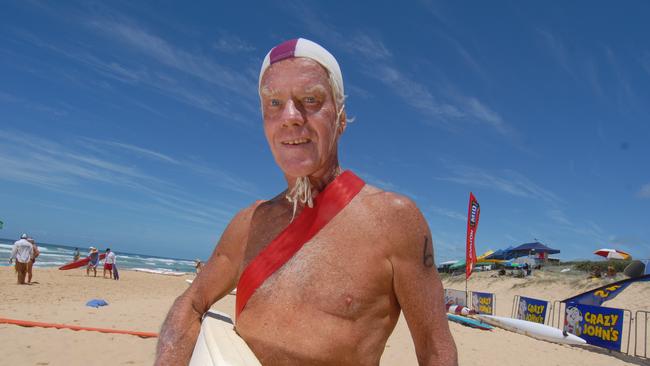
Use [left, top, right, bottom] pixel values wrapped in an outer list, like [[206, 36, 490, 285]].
[[0, 238, 196, 274]]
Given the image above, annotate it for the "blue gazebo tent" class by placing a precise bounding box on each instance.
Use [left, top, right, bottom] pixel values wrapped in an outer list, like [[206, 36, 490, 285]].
[[510, 242, 560, 259], [484, 247, 516, 260], [485, 242, 560, 261]]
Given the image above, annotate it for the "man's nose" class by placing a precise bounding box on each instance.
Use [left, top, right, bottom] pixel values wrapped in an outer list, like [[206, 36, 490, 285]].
[[281, 99, 305, 127]]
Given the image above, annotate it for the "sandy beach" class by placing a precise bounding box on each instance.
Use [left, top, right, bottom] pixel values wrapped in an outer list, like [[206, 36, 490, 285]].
[[1, 267, 648, 365]]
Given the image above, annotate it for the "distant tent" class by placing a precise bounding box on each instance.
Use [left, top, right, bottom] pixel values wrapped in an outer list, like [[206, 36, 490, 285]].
[[484, 247, 516, 260], [510, 242, 560, 256], [449, 260, 491, 271], [484, 242, 560, 261]]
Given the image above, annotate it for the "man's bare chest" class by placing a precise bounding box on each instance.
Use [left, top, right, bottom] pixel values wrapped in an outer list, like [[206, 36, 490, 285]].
[[241, 209, 393, 320]]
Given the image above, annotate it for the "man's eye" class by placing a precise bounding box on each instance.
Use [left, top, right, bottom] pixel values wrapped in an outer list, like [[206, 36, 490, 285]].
[[304, 96, 317, 104], [270, 99, 281, 106]]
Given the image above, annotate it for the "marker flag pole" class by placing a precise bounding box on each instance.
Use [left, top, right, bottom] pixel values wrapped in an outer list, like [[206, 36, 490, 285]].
[[465, 192, 480, 303]]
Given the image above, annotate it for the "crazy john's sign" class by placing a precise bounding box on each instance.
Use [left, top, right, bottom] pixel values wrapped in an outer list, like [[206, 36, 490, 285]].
[[516, 296, 549, 324], [444, 289, 467, 307], [564, 303, 624, 351], [471, 291, 494, 315]]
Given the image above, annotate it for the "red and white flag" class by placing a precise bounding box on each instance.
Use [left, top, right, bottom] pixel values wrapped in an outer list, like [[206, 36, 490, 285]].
[[465, 192, 480, 280]]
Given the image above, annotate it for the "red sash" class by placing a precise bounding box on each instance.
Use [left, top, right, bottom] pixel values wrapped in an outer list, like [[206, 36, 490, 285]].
[[235, 171, 365, 318]]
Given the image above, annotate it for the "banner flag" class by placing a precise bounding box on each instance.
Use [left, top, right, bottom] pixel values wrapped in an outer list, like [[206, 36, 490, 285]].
[[465, 193, 480, 280], [564, 303, 624, 351], [562, 274, 650, 306]]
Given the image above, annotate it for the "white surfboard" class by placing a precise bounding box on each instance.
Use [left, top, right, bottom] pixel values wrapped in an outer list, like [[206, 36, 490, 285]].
[[477, 315, 586, 345], [189, 311, 261, 366]]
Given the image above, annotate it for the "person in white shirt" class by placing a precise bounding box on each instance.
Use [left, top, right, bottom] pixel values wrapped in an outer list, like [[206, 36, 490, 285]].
[[10, 233, 34, 285], [103, 248, 116, 279]]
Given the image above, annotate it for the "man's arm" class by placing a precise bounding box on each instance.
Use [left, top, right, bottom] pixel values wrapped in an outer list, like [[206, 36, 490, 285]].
[[386, 194, 458, 366], [155, 204, 257, 365]]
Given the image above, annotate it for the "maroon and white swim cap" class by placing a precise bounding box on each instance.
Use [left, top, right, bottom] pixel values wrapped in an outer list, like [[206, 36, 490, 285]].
[[259, 38, 344, 98]]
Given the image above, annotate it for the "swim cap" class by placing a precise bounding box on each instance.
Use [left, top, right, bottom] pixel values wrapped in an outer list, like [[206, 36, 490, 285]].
[[20, 233, 28, 239], [259, 38, 344, 99]]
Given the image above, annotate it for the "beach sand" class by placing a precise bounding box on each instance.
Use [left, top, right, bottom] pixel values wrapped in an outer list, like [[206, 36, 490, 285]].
[[1, 267, 648, 365]]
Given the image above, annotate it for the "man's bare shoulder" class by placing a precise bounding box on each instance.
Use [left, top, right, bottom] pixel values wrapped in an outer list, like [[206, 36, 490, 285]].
[[359, 185, 427, 236], [216, 200, 267, 252], [230, 200, 267, 227], [360, 185, 422, 217]]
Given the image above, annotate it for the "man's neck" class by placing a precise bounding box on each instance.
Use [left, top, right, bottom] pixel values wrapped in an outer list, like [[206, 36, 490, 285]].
[[285, 164, 341, 197]]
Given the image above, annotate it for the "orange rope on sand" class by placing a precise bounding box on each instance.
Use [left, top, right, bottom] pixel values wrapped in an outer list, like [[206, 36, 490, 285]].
[[0, 317, 158, 338]]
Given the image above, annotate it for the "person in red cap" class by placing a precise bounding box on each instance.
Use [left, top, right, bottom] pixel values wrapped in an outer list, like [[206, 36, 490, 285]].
[[156, 38, 456, 366]]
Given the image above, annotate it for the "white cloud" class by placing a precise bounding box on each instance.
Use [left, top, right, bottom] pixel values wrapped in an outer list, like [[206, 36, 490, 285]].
[[0, 90, 68, 117], [639, 183, 650, 198], [286, 4, 515, 138], [642, 51, 650, 76], [89, 20, 257, 99], [213, 32, 256, 53], [536, 29, 573, 76], [430, 206, 466, 221], [437, 163, 562, 204], [10, 29, 252, 122], [80, 139, 180, 165], [547, 209, 572, 226], [0, 130, 257, 226]]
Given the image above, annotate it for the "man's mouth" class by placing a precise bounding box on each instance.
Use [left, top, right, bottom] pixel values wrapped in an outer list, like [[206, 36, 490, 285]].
[[282, 137, 312, 146]]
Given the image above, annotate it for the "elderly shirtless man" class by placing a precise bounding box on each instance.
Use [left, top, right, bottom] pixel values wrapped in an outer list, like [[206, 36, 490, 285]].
[[156, 38, 457, 366]]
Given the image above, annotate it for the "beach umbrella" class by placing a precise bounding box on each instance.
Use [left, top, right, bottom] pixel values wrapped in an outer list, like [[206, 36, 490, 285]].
[[594, 248, 631, 260]]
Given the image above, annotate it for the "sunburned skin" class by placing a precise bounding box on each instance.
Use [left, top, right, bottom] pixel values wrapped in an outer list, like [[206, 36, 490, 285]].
[[232, 182, 455, 366], [236, 186, 398, 365], [155, 46, 457, 366]]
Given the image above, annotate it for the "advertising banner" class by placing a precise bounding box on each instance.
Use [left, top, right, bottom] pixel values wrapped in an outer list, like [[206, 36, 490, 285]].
[[465, 193, 480, 279], [444, 289, 467, 307], [471, 291, 494, 315], [516, 296, 548, 324], [564, 303, 624, 351], [562, 274, 650, 306]]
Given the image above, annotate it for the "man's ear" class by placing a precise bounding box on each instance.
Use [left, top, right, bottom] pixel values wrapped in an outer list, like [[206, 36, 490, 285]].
[[338, 110, 347, 135]]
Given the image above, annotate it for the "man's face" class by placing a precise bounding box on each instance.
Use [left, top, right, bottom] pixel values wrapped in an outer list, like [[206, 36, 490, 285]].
[[260, 58, 341, 178]]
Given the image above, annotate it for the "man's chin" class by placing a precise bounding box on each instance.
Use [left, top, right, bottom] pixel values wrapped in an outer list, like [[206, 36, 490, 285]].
[[277, 162, 318, 179]]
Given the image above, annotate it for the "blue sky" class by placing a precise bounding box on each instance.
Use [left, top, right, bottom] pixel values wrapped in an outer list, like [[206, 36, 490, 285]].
[[1, 1, 649, 262]]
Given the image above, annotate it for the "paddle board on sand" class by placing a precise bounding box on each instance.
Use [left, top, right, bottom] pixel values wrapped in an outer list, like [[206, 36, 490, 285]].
[[189, 311, 261, 366], [447, 314, 493, 330], [59, 253, 106, 270], [477, 315, 586, 345]]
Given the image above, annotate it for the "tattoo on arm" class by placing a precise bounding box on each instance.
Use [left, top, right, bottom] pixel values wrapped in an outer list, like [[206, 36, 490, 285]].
[[422, 236, 434, 268]]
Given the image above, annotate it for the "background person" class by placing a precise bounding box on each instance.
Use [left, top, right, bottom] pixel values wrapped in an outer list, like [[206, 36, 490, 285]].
[[194, 259, 203, 274], [9, 234, 34, 285], [87, 247, 99, 277], [103, 248, 116, 279], [73, 247, 80, 261], [26, 237, 40, 284]]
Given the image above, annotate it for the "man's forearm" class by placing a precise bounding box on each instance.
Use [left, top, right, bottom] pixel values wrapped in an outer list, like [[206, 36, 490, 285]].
[[155, 294, 205, 365], [419, 337, 458, 366]]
